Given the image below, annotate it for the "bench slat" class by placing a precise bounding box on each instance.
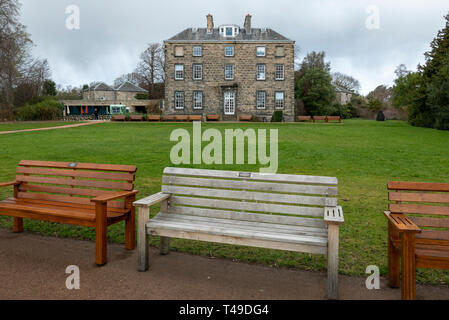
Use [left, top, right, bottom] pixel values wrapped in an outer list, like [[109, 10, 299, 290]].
[[20, 184, 113, 197], [389, 203, 449, 216], [162, 185, 337, 206], [409, 216, 449, 229], [155, 213, 327, 236], [389, 192, 449, 204], [16, 175, 133, 190], [168, 205, 326, 228], [17, 167, 135, 181], [162, 176, 337, 196], [164, 167, 338, 185], [19, 160, 136, 173], [17, 192, 125, 209], [170, 196, 324, 217], [388, 181, 449, 192]]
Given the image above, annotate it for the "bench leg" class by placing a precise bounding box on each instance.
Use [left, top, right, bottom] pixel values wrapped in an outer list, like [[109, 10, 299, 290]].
[[95, 203, 108, 266], [137, 206, 150, 272], [125, 198, 136, 250], [327, 224, 339, 300], [401, 232, 416, 300], [160, 237, 170, 255], [13, 217, 23, 233], [388, 223, 400, 288]]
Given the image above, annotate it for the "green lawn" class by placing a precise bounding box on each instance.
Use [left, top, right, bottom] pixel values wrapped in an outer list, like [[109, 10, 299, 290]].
[[0, 120, 448, 284], [0, 121, 83, 132]]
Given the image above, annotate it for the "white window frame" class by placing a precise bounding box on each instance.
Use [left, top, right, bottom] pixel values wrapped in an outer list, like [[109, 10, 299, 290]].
[[256, 91, 266, 110], [174, 64, 184, 80], [225, 46, 234, 57], [193, 64, 203, 80], [174, 91, 185, 109], [257, 64, 266, 80], [193, 46, 202, 57], [275, 64, 285, 80], [224, 91, 236, 115], [256, 46, 266, 57], [193, 91, 203, 109], [275, 92, 285, 109], [225, 64, 234, 80]]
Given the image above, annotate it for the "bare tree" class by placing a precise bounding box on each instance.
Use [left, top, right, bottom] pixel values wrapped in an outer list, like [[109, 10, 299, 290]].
[[113, 72, 143, 88], [135, 43, 165, 95], [332, 72, 361, 93]]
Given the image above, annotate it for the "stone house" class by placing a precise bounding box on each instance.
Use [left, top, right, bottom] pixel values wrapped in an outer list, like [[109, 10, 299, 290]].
[[164, 14, 296, 121], [335, 85, 353, 105], [63, 81, 151, 116]]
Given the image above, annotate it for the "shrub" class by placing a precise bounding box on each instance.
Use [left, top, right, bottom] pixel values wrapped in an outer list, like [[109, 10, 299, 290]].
[[376, 110, 386, 121], [271, 110, 284, 122], [16, 98, 63, 121]]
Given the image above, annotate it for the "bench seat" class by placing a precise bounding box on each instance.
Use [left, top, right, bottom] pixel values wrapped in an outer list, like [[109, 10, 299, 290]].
[[148, 213, 328, 253], [0, 198, 129, 225]]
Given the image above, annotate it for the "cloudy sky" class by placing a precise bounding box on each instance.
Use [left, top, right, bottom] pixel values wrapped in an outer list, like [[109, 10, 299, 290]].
[[20, 0, 449, 95]]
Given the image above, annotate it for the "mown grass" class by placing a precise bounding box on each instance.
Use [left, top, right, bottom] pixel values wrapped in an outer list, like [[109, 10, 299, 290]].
[[0, 121, 83, 132], [0, 120, 448, 283]]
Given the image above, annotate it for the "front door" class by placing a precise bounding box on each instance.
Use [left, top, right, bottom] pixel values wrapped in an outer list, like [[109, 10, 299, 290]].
[[224, 91, 235, 115]]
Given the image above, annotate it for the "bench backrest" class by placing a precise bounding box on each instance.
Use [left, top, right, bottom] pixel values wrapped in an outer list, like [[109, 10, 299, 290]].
[[162, 167, 338, 230], [297, 116, 311, 120], [327, 116, 341, 121], [15, 160, 137, 209], [388, 181, 449, 244], [313, 116, 326, 121]]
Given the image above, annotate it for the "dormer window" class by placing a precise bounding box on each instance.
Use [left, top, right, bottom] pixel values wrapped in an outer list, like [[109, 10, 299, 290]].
[[220, 25, 239, 37]]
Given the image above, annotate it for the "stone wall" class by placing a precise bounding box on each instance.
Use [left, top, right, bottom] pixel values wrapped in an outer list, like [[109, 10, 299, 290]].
[[164, 41, 295, 121]]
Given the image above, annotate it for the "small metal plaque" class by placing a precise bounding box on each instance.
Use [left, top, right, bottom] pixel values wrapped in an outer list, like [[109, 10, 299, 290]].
[[68, 162, 78, 168], [239, 172, 252, 178]]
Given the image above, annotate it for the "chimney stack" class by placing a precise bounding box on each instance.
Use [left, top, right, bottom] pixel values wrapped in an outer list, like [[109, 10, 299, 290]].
[[206, 14, 214, 33], [244, 14, 252, 34]]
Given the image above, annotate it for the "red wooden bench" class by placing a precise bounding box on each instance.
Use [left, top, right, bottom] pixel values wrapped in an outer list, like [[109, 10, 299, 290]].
[[206, 115, 220, 122], [175, 115, 189, 122], [112, 115, 126, 122], [0, 160, 138, 266], [327, 116, 342, 123], [147, 115, 161, 122], [188, 115, 202, 122], [297, 116, 312, 122], [384, 181, 449, 299], [161, 116, 175, 122], [313, 116, 327, 123], [239, 115, 253, 122], [129, 115, 143, 121]]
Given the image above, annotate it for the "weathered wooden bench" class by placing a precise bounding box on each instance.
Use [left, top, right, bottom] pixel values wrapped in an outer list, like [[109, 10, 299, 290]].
[[0, 160, 138, 266], [188, 115, 203, 122], [384, 181, 449, 300], [147, 115, 161, 122], [313, 116, 327, 123], [327, 116, 342, 123], [206, 115, 220, 121], [239, 115, 253, 122], [129, 115, 143, 121], [134, 167, 344, 299], [297, 116, 312, 122]]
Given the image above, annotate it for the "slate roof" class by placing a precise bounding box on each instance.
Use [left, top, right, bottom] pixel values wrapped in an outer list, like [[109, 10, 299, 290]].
[[115, 81, 148, 93], [166, 28, 293, 42], [92, 82, 114, 91]]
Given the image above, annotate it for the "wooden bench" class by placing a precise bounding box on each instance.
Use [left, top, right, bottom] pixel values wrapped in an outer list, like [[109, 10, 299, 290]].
[[112, 115, 126, 122], [384, 181, 449, 300], [313, 116, 327, 123], [188, 115, 203, 122], [327, 116, 341, 123], [134, 168, 344, 299], [297, 116, 312, 122], [239, 115, 253, 122], [206, 115, 220, 121], [0, 160, 138, 266], [161, 115, 175, 122], [129, 115, 143, 121], [175, 115, 189, 122], [147, 115, 161, 122]]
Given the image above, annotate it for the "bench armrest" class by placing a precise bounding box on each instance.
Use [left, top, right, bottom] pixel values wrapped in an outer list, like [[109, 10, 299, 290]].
[[91, 190, 138, 204], [0, 181, 20, 188], [133, 192, 171, 208], [324, 206, 344, 225], [384, 211, 421, 233]]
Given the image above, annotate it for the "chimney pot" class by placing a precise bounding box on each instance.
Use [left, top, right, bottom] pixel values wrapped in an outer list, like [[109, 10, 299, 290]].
[[206, 14, 214, 33]]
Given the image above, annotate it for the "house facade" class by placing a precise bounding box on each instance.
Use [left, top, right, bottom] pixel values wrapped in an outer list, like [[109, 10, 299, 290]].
[[335, 85, 353, 105], [164, 14, 295, 122], [63, 81, 151, 116]]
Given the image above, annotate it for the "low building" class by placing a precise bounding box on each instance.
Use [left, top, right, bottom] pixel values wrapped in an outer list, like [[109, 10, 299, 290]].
[[63, 81, 152, 116], [164, 14, 296, 122], [335, 85, 353, 105]]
